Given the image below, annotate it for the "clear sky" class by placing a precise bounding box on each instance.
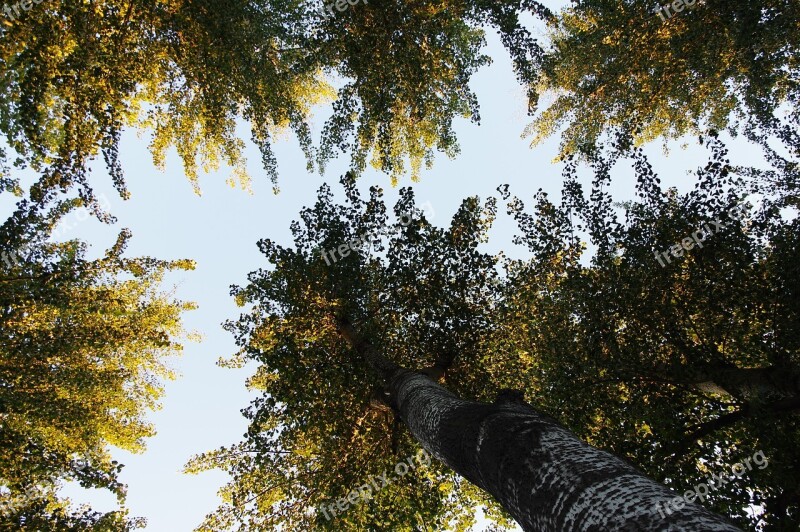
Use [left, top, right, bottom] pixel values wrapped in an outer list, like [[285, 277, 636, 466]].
[[9, 13, 763, 531]]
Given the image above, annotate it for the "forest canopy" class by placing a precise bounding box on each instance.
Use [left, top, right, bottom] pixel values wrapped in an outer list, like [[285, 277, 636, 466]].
[[0, 0, 549, 198], [1, 0, 798, 529], [193, 134, 798, 529], [0, 194, 196, 529]]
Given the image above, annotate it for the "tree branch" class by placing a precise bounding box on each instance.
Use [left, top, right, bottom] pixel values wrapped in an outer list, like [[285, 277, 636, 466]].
[[334, 314, 399, 382]]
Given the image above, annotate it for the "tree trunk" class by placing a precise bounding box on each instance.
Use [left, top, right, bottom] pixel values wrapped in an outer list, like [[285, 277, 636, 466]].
[[335, 317, 740, 530], [387, 368, 741, 531]]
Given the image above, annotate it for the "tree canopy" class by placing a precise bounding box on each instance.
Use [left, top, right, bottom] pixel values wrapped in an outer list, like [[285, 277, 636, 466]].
[[2, 0, 799, 530], [186, 174, 511, 530], [525, 0, 800, 168], [0, 193, 195, 530], [0, 0, 550, 200], [196, 131, 799, 529], [497, 136, 799, 529]]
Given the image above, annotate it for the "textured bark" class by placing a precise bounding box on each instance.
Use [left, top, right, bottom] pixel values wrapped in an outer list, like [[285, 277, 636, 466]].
[[691, 365, 800, 400], [388, 369, 741, 531], [333, 318, 740, 530]]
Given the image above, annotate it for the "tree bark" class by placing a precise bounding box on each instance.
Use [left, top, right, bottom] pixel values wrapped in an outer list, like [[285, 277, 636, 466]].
[[387, 369, 740, 531], [335, 317, 740, 530], [690, 365, 800, 401]]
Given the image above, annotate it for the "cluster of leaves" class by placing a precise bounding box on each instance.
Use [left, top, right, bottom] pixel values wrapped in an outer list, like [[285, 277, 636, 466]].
[[206, 133, 799, 529], [314, 0, 552, 183], [0, 194, 196, 530], [0, 0, 551, 197], [526, 0, 800, 167], [494, 136, 799, 529], [0, 0, 330, 199], [186, 174, 514, 530]]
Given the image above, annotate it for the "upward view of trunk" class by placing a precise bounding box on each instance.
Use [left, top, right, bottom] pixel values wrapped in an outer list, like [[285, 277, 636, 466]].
[[336, 317, 740, 530], [387, 369, 740, 531]]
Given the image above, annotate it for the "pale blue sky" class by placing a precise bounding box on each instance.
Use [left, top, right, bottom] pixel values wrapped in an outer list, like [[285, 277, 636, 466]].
[[5, 11, 767, 530]]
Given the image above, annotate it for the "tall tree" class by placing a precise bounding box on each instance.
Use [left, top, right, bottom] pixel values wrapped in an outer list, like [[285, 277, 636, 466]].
[[190, 173, 741, 530], [0, 191, 195, 530], [187, 178, 506, 530], [496, 135, 800, 529]]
